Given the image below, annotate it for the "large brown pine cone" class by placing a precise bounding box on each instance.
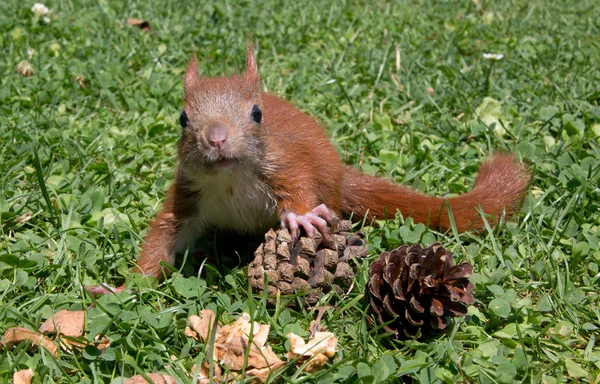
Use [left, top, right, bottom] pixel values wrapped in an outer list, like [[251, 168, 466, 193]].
[[249, 221, 368, 306], [367, 243, 474, 339]]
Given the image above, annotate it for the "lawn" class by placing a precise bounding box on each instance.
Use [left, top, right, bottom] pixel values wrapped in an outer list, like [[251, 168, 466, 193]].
[[1, 0, 599, 382]]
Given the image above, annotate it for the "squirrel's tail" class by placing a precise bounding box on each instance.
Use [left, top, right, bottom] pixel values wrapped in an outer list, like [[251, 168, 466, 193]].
[[341, 154, 529, 232]]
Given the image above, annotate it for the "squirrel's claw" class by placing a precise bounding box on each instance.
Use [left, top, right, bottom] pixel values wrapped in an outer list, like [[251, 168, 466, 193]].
[[281, 204, 340, 240], [310, 204, 340, 231]]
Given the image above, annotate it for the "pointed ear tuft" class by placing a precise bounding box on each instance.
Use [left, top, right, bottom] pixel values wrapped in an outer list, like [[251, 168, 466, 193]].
[[244, 42, 259, 87], [184, 52, 199, 91]]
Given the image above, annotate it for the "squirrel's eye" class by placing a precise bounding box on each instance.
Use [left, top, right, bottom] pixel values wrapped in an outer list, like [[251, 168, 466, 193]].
[[179, 110, 189, 129], [251, 105, 262, 124]]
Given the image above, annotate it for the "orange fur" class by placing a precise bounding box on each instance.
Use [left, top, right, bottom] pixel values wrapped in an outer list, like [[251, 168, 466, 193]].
[[134, 174, 198, 278], [131, 47, 528, 280], [341, 154, 528, 232]]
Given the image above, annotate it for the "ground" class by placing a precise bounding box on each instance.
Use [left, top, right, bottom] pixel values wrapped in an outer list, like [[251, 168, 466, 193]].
[[1, 0, 599, 382]]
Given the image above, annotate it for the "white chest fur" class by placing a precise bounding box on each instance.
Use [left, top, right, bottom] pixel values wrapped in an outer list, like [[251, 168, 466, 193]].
[[174, 166, 278, 252]]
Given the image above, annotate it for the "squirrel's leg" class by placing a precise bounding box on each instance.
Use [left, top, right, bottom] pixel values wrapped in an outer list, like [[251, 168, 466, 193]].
[[87, 183, 199, 295], [280, 204, 340, 239], [133, 210, 181, 278], [85, 209, 181, 296], [86, 214, 200, 295]]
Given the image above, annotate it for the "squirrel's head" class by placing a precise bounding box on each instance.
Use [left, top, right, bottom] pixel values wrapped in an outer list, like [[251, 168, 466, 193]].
[[178, 44, 264, 176]]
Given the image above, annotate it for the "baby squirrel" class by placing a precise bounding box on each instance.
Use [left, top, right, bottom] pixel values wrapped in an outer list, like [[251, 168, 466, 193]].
[[88, 46, 528, 294]]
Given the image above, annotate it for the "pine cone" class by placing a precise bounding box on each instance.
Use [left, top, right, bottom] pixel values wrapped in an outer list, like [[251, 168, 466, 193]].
[[367, 243, 474, 339], [249, 221, 368, 306]]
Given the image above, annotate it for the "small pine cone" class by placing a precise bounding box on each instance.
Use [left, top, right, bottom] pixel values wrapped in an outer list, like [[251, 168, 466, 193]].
[[367, 243, 474, 339], [249, 221, 368, 306]]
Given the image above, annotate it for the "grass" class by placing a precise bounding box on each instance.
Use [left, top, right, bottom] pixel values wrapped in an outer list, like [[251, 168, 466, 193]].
[[1, 0, 599, 382]]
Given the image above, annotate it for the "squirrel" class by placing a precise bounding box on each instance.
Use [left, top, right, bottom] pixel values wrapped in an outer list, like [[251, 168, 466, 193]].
[[87, 45, 528, 295]]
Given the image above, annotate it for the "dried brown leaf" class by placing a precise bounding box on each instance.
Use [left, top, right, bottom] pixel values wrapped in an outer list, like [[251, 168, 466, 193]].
[[95, 336, 111, 352], [302, 353, 329, 373], [74, 75, 85, 88], [13, 368, 34, 384], [59, 338, 85, 351], [248, 345, 285, 371], [187, 312, 285, 383], [184, 326, 198, 340], [288, 331, 338, 358], [2, 327, 59, 357], [287, 331, 338, 373], [39, 310, 85, 337], [189, 309, 219, 343], [246, 365, 282, 383], [192, 362, 221, 384], [127, 18, 151, 31], [215, 341, 284, 381], [215, 338, 281, 371], [17, 60, 34, 77], [125, 373, 176, 384], [59, 335, 110, 352], [252, 324, 270, 348], [214, 340, 243, 370], [17, 211, 34, 224]]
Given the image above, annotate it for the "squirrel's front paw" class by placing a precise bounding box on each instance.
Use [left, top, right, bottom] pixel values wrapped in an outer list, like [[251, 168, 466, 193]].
[[280, 204, 340, 240]]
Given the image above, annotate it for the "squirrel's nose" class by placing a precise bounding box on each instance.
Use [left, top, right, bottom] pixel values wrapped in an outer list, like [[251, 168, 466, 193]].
[[206, 122, 229, 148]]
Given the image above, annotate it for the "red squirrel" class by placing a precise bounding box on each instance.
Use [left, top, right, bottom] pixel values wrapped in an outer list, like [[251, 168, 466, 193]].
[[88, 46, 528, 294]]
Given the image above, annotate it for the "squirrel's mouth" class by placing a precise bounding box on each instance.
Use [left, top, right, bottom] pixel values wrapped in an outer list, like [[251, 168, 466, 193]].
[[211, 155, 237, 169]]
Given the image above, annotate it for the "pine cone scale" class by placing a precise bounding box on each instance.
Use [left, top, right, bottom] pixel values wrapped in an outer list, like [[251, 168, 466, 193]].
[[409, 296, 425, 314], [368, 274, 383, 301], [250, 221, 368, 306], [392, 278, 407, 302], [445, 263, 474, 281], [430, 298, 444, 317], [431, 315, 448, 331], [383, 295, 401, 317], [367, 242, 474, 340], [404, 308, 424, 327]]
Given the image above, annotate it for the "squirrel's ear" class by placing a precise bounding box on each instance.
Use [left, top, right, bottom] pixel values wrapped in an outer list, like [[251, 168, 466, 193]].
[[244, 43, 259, 87], [184, 52, 200, 90]]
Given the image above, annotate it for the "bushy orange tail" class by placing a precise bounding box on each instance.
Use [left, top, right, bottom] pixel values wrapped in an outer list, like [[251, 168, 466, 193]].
[[341, 154, 529, 232]]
